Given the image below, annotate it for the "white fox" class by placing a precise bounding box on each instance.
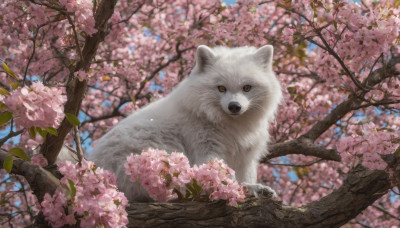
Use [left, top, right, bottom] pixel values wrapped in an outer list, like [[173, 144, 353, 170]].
[[89, 45, 282, 201]]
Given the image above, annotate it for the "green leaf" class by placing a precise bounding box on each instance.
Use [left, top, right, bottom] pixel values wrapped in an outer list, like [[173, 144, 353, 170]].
[[130, 94, 136, 105], [173, 187, 185, 200], [310, 2, 317, 14], [221, 181, 227, 185], [394, 145, 400, 156], [2, 62, 19, 80], [0, 192, 7, 205], [395, 0, 400, 8], [8, 79, 19, 90], [185, 182, 196, 198], [186, 182, 196, 193], [9, 148, 30, 161], [29, 127, 37, 139], [36, 127, 47, 141], [333, 21, 338, 31], [65, 113, 80, 126], [192, 178, 202, 194], [60, 184, 72, 197], [315, 0, 323, 7], [0, 87, 9, 96], [186, 178, 203, 199], [0, 103, 6, 111], [0, 111, 12, 126], [164, 173, 172, 187], [45, 127, 58, 136], [161, 160, 170, 168], [68, 179, 76, 197], [3, 155, 13, 173], [114, 200, 122, 206]]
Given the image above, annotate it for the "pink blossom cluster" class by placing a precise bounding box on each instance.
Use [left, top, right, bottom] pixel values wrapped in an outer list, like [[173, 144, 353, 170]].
[[1, 0, 400, 226], [3, 82, 64, 129], [59, 0, 97, 35], [337, 122, 398, 170], [124, 149, 192, 202], [193, 159, 246, 206], [334, 2, 400, 73], [41, 159, 128, 228], [124, 149, 246, 206]]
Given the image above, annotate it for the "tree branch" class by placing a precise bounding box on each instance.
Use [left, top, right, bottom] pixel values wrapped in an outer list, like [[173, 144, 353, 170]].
[[263, 55, 400, 162], [302, 55, 400, 142], [133, 43, 195, 100], [263, 137, 341, 162], [126, 165, 390, 227], [1, 146, 396, 227], [40, 0, 118, 165], [0, 129, 24, 147], [0, 150, 59, 202]]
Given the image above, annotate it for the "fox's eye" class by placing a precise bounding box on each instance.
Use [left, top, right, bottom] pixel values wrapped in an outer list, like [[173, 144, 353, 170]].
[[243, 85, 252, 92], [217, 86, 226, 93]]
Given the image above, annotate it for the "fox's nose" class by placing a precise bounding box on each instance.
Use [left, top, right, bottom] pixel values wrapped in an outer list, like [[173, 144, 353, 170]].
[[228, 102, 241, 114]]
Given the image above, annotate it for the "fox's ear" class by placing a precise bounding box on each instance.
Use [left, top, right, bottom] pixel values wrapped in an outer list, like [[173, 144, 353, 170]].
[[194, 45, 215, 74], [254, 45, 273, 71]]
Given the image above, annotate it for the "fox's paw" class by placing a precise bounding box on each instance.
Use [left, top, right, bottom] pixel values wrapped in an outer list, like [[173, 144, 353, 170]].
[[242, 183, 277, 199]]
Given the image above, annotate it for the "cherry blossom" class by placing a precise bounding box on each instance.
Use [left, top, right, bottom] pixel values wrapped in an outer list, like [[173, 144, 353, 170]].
[[41, 159, 128, 228], [3, 82, 64, 129], [1, 0, 400, 226], [125, 149, 245, 206]]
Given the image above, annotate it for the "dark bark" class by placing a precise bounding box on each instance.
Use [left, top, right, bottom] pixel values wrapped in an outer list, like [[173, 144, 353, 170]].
[[126, 165, 390, 228], [1, 148, 395, 227], [264, 137, 341, 162], [40, 0, 118, 165], [0, 150, 59, 202], [302, 55, 400, 142], [2, 2, 400, 227]]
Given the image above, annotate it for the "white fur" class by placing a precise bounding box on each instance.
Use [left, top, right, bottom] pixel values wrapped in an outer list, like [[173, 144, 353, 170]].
[[88, 45, 283, 201]]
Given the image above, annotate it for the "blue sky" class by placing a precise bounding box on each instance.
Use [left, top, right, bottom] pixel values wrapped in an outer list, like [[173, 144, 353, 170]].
[[223, 0, 236, 5]]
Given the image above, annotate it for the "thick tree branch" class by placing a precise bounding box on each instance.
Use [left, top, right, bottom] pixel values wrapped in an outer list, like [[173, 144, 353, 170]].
[[263, 55, 400, 162], [263, 137, 341, 162], [126, 165, 390, 227], [0, 150, 59, 202], [1, 146, 396, 227], [302, 55, 400, 142], [40, 0, 118, 165], [301, 97, 363, 142]]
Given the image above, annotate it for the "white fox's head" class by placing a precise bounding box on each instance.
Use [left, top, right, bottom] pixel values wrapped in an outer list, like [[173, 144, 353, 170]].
[[180, 45, 282, 125]]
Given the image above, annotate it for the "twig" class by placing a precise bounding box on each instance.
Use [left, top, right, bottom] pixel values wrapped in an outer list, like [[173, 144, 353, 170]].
[[41, 0, 119, 165], [22, 27, 39, 85], [289, 180, 302, 205], [133, 42, 194, 100], [282, 6, 368, 91], [66, 14, 84, 61], [372, 205, 400, 221], [14, 176, 34, 219], [117, 2, 145, 25], [73, 126, 84, 165], [0, 129, 24, 146], [267, 158, 323, 167]]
